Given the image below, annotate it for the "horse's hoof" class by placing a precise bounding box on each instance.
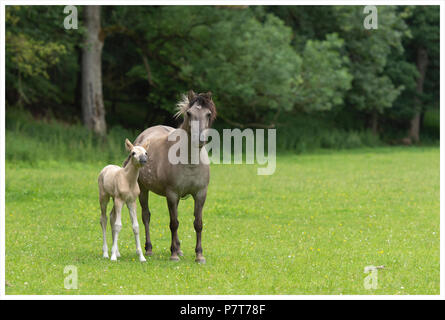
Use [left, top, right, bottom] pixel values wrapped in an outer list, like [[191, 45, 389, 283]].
[[195, 256, 206, 264], [139, 256, 147, 262], [110, 255, 117, 261], [145, 250, 153, 256], [170, 255, 180, 262], [178, 250, 184, 256], [103, 253, 109, 259]]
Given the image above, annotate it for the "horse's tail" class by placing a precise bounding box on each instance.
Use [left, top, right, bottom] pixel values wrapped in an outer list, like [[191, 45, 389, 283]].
[[122, 154, 131, 168]]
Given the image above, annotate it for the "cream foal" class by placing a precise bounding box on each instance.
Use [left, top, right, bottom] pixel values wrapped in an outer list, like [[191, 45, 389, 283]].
[[98, 138, 149, 262]]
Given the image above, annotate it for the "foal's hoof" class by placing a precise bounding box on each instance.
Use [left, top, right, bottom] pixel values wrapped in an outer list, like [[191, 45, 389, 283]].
[[195, 256, 206, 264], [110, 255, 118, 261], [170, 255, 180, 262], [178, 250, 184, 257], [139, 256, 147, 263], [145, 249, 153, 256]]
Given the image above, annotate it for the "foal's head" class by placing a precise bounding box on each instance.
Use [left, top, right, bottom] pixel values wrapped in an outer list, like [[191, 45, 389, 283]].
[[125, 138, 149, 167], [176, 90, 217, 147]]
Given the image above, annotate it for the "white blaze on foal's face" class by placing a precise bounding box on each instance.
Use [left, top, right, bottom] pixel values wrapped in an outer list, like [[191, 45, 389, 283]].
[[125, 138, 149, 167]]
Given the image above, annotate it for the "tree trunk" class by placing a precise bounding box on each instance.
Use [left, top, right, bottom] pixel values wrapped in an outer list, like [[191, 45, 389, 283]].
[[81, 6, 106, 136], [408, 47, 428, 143]]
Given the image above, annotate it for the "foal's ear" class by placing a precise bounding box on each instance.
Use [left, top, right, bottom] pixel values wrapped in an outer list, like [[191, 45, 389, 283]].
[[125, 138, 134, 152], [206, 91, 213, 100], [143, 139, 150, 151]]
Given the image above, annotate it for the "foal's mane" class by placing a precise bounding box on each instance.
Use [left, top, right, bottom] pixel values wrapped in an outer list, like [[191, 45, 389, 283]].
[[175, 91, 217, 123]]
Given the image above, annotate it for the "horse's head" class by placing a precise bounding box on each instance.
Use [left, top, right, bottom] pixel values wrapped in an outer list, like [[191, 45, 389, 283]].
[[176, 90, 217, 148], [125, 138, 149, 167]]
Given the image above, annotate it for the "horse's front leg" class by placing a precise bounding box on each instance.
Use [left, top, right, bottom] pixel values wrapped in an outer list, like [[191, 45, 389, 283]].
[[139, 186, 152, 256], [193, 189, 207, 264], [166, 191, 181, 261], [127, 200, 146, 262]]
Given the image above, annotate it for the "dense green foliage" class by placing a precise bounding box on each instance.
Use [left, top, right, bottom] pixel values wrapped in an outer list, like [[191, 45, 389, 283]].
[[6, 147, 439, 294], [5, 5, 440, 146], [388, 6, 440, 124]]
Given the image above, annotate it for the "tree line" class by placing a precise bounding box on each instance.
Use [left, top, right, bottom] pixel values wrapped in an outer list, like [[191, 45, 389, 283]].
[[5, 5, 439, 144]]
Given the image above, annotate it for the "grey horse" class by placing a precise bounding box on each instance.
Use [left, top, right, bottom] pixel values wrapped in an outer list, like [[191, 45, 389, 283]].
[[124, 91, 216, 263]]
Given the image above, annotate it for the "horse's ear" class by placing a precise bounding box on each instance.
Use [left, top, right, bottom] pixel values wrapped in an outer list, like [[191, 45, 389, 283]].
[[125, 138, 134, 152], [206, 91, 212, 100], [187, 90, 196, 102]]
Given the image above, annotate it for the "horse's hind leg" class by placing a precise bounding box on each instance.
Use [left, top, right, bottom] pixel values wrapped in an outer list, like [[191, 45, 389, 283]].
[[109, 205, 120, 258], [99, 194, 110, 258], [140, 186, 154, 256]]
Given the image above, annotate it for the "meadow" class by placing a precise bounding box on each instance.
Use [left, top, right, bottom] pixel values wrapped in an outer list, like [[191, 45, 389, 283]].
[[5, 146, 439, 295]]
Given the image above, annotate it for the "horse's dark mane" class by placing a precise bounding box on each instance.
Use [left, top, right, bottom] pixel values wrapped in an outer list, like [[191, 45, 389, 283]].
[[175, 91, 217, 124]]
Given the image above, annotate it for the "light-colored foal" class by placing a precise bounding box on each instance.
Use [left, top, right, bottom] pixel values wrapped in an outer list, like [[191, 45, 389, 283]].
[[98, 138, 149, 262]]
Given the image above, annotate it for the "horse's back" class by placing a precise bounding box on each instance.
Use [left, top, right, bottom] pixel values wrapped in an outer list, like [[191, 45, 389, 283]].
[[134, 125, 174, 145]]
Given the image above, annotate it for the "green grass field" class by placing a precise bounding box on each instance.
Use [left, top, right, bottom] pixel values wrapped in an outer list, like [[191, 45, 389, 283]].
[[5, 147, 439, 295]]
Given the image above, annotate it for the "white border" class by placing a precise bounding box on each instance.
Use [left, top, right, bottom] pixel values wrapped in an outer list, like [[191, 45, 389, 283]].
[[0, 0, 443, 300]]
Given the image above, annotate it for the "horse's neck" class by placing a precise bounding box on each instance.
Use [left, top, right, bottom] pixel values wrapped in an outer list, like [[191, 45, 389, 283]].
[[123, 162, 139, 183], [172, 125, 203, 165], [179, 121, 189, 132]]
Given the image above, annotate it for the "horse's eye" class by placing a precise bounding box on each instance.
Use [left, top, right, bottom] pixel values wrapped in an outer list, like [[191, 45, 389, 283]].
[[132, 152, 135, 156], [207, 113, 211, 118], [186, 110, 191, 117]]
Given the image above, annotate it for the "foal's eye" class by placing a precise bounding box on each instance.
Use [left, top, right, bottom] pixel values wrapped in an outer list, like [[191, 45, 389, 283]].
[[132, 152, 135, 156]]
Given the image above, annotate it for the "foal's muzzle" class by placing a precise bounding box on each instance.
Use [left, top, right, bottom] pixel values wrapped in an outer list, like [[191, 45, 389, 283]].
[[139, 155, 148, 165]]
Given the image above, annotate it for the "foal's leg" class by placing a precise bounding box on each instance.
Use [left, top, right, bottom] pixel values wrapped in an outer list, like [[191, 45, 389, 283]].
[[139, 186, 153, 256], [110, 198, 123, 261], [99, 194, 110, 258], [127, 200, 146, 262], [193, 189, 207, 264], [166, 191, 181, 261], [109, 205, 120, 257]]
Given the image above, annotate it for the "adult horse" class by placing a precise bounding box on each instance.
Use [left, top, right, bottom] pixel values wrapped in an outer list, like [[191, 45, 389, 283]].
[[124, 91, 216, 263]]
